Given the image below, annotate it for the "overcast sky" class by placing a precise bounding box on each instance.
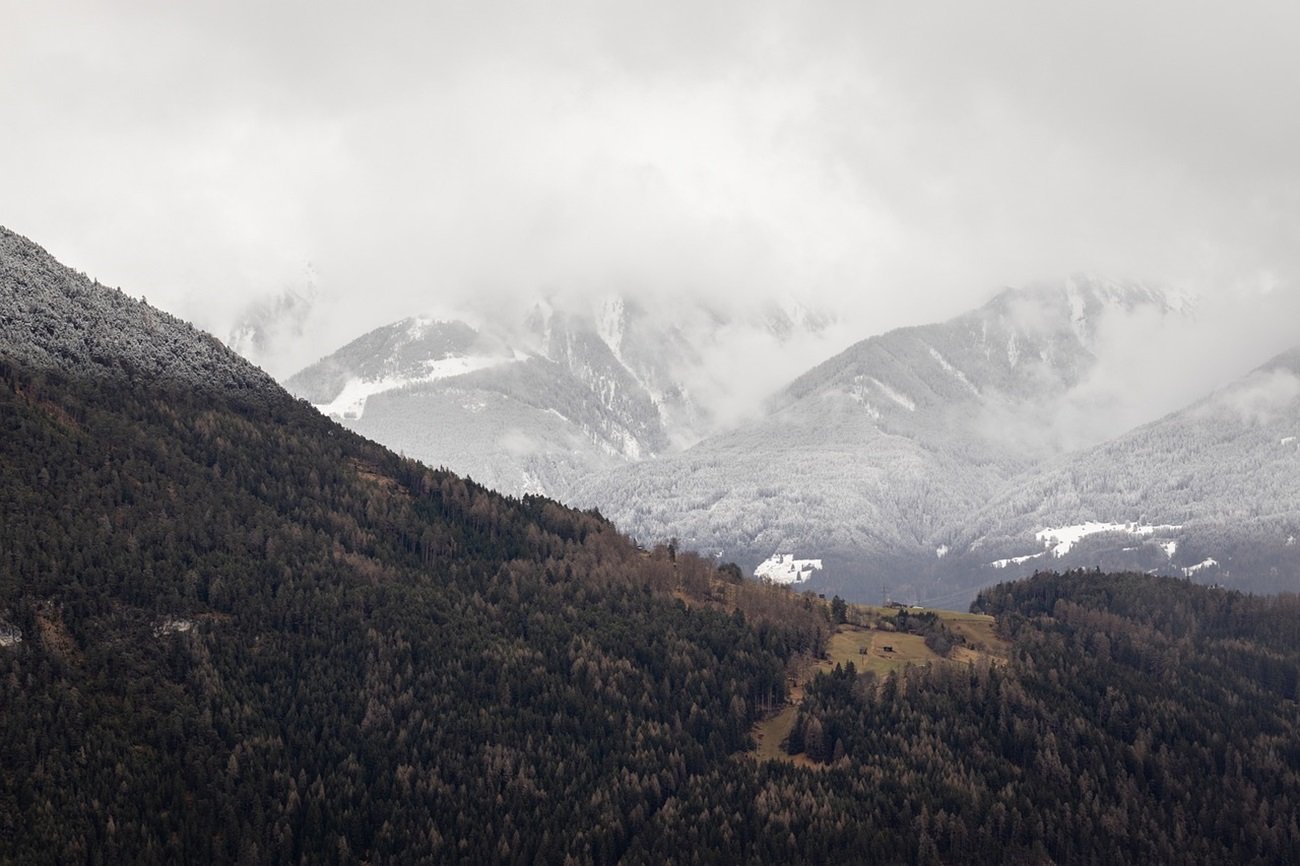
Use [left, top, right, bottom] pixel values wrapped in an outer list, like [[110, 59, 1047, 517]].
[[6, 0, 1300, 382]]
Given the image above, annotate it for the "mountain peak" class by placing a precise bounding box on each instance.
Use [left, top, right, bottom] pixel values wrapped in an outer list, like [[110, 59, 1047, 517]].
[[284, 316, 513, 414], [990, 271, 1186, 322]]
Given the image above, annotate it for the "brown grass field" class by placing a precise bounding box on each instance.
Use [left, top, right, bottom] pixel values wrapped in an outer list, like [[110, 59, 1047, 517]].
[[747, 602, 1008, 767]]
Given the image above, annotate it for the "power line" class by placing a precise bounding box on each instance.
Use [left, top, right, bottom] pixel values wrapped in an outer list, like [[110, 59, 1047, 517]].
[[915, 583, 979, 609]]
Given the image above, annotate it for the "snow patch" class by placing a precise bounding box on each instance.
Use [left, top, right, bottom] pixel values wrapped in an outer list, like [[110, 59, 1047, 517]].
[[1182, 558, 1218, 577], [935, 545, 949, 559], [0, 622, 21, 647], [1159, 540, 1178, 559], [517, 470, 546, 496], [927, 347, 979, 395], [754, 553, 823, 585], [990, 552, 1045, 569], [610, 425, 644, 461], [867, 377, 916, 411], [1007, 334, 1020, 368], [846, 385, 882, 420], [858, 400, 881, 421], [315, 355, 514, 419], [153, 617, 194, 637], [1282, 436, 1296, 445], [1035, 521, 1183, 558]]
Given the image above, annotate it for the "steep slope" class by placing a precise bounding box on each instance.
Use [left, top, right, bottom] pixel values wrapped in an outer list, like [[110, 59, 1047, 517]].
[[284, 294, 834, 497], [344, 354, 653, 495], [286, 316, 519, 418], [951, 346, 1300, 593], [570, 276, 1187, 601], [0, 227, 275, 392], [285, 307, 667, 494], [0, 227, 827, 863]]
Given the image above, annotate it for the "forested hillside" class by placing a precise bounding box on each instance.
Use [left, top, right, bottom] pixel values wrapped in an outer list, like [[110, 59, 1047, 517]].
[[0, 229, 832, 863], [0, 341, 836, 864], [633, 572, 1300, 865], [6, 229, 1300, 865]]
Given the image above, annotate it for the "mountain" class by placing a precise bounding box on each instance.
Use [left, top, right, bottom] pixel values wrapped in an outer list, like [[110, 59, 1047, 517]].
[[285, 316, 519, 418], [283, 306, 666, 496], [949, 345, 1300, 593], [0, 226, 828, 862], [285, 294, 836, 497], [6, 226, 1300, 863], [569, 275, 1190, 602]]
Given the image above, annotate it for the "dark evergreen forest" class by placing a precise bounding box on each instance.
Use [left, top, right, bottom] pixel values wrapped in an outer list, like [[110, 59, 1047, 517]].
[[0, 357, 825, 864], [3, 345, 1300, 864], [639, 571, 1300, 865]]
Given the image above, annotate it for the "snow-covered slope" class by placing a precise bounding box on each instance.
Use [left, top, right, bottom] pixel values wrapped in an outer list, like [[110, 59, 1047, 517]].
[[0, 227, 275, 393], [568, 275, 1191, 601], [950, 345, 1300, 594], [284, 294, 836, 497], [287, 318, 518, 419]]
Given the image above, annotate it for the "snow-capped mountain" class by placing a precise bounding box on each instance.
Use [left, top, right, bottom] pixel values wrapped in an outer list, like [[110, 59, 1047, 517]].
[[287, 318, 519, 419], [0, 227, 275, 393], [284, 294, 836, 496], [949, 344, 1300, 594], [568, 275, 1192, 602]]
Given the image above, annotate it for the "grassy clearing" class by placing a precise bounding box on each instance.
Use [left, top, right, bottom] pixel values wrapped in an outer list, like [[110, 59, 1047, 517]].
[[750, 700, 824, 771], [747, 602, 1008, 766], [854, 605, 1011, 655], [815, 627, 941, 676], [943, 612, 1010, 655]]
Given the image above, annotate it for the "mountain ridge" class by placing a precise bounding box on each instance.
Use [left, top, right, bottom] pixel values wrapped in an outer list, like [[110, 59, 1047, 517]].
[[283, 292, 838, 496], [948, 341, 1300, 593], [0, 227, 276, 394], [568, 274, 1194, 601]]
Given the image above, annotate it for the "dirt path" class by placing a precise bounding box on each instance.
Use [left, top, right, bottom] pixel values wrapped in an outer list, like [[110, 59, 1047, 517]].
[[747, 625, 906, 767]]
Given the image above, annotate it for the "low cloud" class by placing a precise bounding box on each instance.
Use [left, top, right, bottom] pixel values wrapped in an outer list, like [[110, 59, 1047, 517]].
[[1040, 286, 1300, 449], [1213, 368, 1300, 426], [5, 0, 1298, 398]]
